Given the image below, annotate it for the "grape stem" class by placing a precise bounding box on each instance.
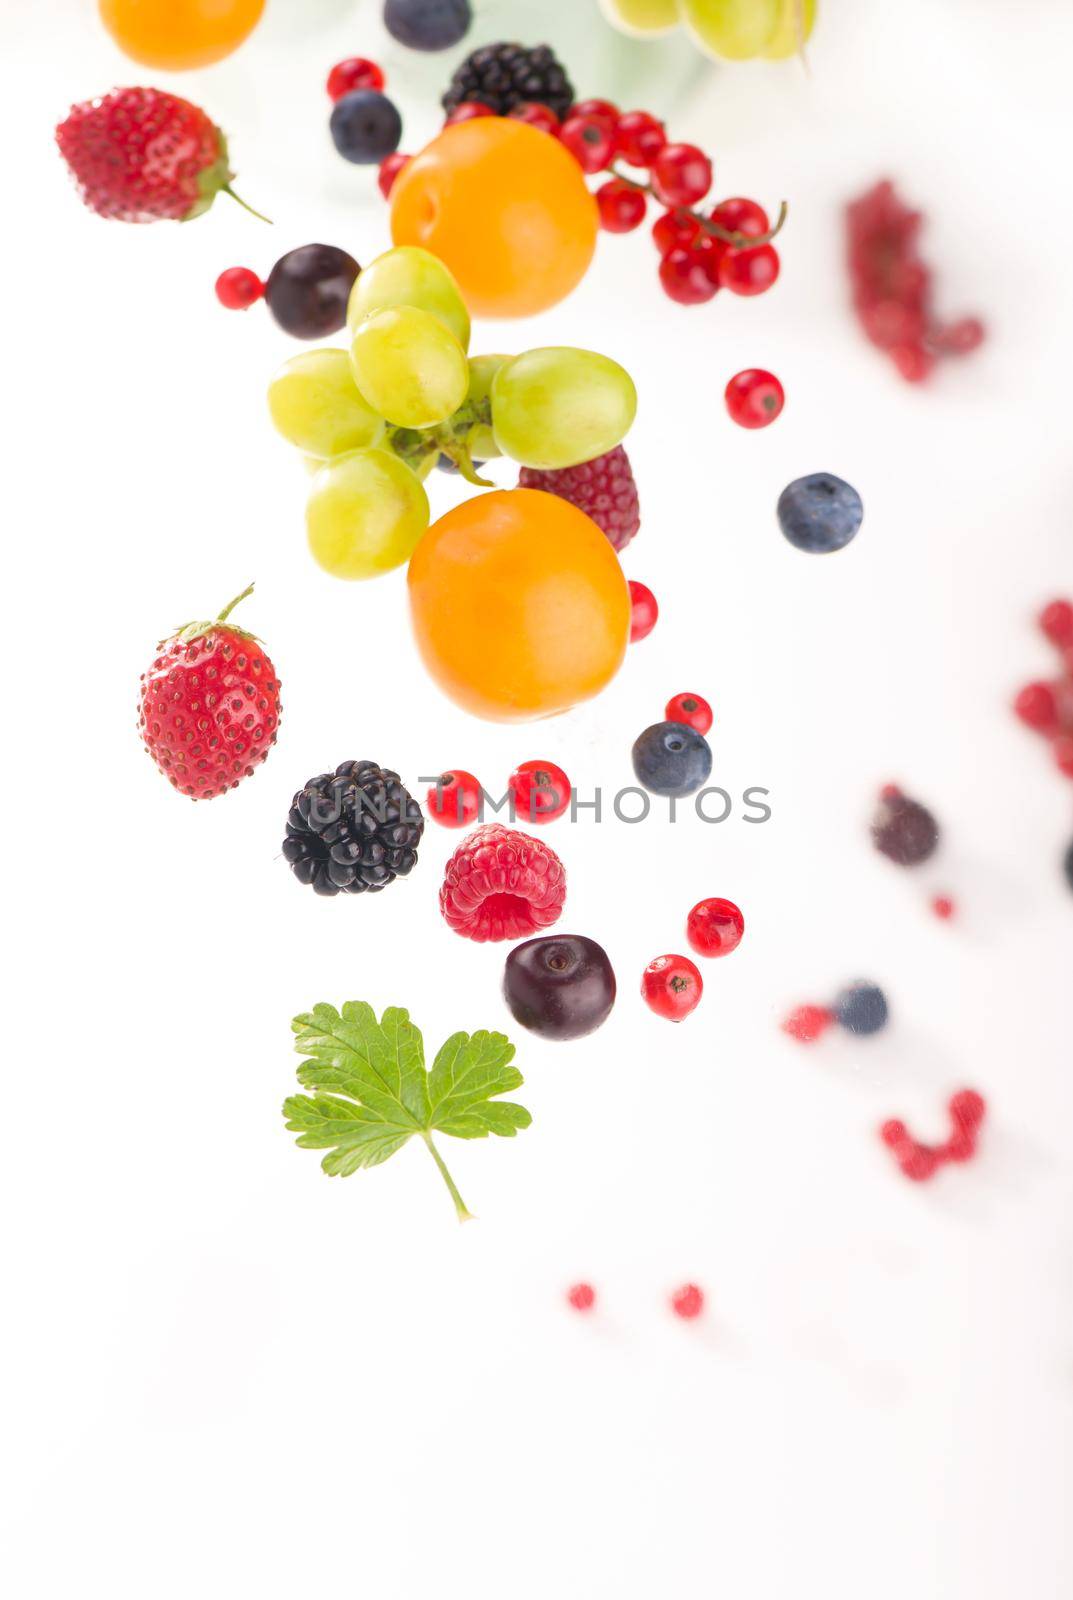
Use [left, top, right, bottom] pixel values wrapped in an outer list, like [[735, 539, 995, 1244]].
[[608, 166, 788, 248]]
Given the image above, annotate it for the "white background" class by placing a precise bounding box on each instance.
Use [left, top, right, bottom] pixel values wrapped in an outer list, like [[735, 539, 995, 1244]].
[[4, 1, 1072, 1595]]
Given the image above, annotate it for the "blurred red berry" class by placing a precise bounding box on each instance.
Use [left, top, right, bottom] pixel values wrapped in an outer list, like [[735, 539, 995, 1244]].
[[559, 112, 615, 173], [613, 109, 666, 167], [1040, 599, 1073, 647], [215, 266, 263, 309], [567, 1282, 596, 1311], [651, 142, 712, 207], [596, 178, 646, 232], [509, 101, 560, 134], [327, 57, 384, 100], [710, 196, 769, 238], [628, 580, 658, 642], [782, 1005, 833, 1043], [719, 244, 780, 296], [1014, 682, 1060, 734], [660, 245, 719, 304], [724, 368, 784, 428], [670, 1283, 705, 1319], [571, 97, 619, 120], [377, 151, 410, 198], [445, 101, 494, 124]]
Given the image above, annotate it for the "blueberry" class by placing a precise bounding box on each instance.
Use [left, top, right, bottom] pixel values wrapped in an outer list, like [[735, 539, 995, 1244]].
[[330, 90, 402, 164], [777, 473, 863, 553], [503, 935, 616, 1041], [632, 721, 712, 798], [384, 0, 472, 51], [833, 981, 889, 1036], [1065, 837, 1073, 892]]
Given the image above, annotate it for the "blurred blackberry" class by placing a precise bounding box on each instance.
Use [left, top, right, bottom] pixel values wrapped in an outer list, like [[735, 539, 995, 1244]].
[[441, 42, 574, 122], [871, 787, 939, 866], [283, 761, 424, 896]]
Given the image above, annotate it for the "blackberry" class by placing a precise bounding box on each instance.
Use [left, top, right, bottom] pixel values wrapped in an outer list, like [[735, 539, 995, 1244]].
[[282, 761, 424, 896], [441, 42, 574, 122]]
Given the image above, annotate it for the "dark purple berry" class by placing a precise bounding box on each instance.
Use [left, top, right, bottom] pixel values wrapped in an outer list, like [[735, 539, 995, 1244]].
[[871, 788, 940, 866], [632, 721, 712, 798], [330, 89, 403, 164], [503, 935, 616, 1041], [264, 244, 360, 339], [834, 981, 889, 1036]]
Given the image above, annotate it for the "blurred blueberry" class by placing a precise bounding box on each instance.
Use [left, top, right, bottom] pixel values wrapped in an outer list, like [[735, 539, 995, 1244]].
[[834, 981, 889, 1036], [384, 0, 472, 50], [330, 90, 402, 164]]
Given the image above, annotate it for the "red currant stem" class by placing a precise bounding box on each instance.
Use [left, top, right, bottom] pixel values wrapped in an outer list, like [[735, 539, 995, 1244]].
[[609, 166, 788, 246], [216, 582, 256, 623], [222, 184, 273, 224], [422, 1133, 474, 1222]]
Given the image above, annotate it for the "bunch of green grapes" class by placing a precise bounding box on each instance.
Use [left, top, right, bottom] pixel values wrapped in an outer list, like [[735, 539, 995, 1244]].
[[267, 245, 638, 580], [600, 0, 816, 61]]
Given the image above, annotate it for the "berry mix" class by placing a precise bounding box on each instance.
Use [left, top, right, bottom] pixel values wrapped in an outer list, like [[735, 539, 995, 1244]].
[[53, 8, 1030, 1231]]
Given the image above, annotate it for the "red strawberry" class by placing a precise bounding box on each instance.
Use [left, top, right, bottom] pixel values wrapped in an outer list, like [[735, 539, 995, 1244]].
[[518, 445, 640, 552], [56, 86, 262, 223], [139, 584, 281, 800]]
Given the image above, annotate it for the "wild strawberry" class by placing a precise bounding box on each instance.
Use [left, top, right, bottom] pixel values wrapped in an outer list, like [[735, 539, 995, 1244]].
[[138, 584, 281, 799], [56, 86, 259, 223]]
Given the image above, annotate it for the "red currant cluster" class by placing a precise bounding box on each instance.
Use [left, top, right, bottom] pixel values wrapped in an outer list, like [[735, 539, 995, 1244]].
[[846, 180, 985, 383], [566, 1282, 705, 1319], [378, 94, 785, 309], [1013, 599, 1073, 780], [880, 1090, 987, 1182], [427, 761, 571, 829], [642, 896, 744, 1022]]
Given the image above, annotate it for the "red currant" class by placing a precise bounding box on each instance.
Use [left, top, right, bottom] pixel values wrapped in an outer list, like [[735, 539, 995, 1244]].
[[508, 760, 571, 824], [567, 1282, 596, 1311], [559, 112, 616, 174], [326, 57, 385, 100], [596, 179, 647, 233], [686, 898, 744, 959], [781, 1005, 833, 1043], [652, 207, 705, 255], [719, 244, 780, 296], [509, 102, 560, 135], [949, 1090, 986, 1133], [670, 1283, 704, 1319], [931, 895, 956, 920], [628, 580, 659, 643], [942, 1130, 977, 1162], [642, 954, 703, 1021], [1040, 598, 1073, 647], [571, 98, 619, 121], [880, 1119, 911, 1150], [1013, 681, 1060, 734], [898, 1144, 940, 1182], [890, 343, 935, 383], [651, 143, 712, 208], [665, 692, 713, 735], [724, 369, 785, 429], [215, 267, 264, 310], [445, 101, 494, 125], [426, 769, 482, 829], [659, 245, 719, 305], [377, 152, 410, 199], [613, 109, 666, 167], [709, 197, 769, 239], [930, 317, 985, 355]]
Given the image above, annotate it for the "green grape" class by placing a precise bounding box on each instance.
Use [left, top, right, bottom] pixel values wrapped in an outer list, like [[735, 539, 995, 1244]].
[[306, 448, 430, 580], [679, 0, 780, 59], [490, 347, 637, 471], [350, 306, 469, 431], [598, 0, 680, 36], [762, 0, 816, 57], [268, 349, 385, 459], [463, 354, 510, 460], [347, 246, 470, 350]]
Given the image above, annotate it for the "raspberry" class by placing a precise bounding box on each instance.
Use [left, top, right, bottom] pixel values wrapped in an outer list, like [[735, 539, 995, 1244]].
[[439, 824, 566, 943], [518, 444, 640, 553]]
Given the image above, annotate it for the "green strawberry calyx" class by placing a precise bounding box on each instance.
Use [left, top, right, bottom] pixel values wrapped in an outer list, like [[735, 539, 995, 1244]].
[[184, 129, 271, 225]]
